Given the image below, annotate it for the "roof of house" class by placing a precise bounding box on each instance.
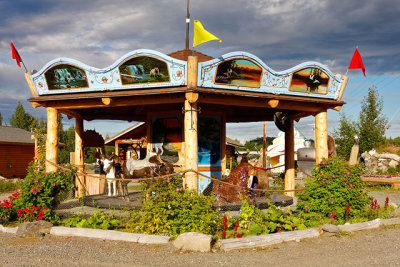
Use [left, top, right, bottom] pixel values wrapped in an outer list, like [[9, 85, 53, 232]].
[[104, 122, 146, 145], [226, 137, 245, 148], [0, 126, 34, 144], [168, 49, 215, 62]]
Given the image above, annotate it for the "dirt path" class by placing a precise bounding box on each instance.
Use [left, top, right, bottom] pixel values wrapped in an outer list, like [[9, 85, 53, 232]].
[[1, 226, 400, 266]]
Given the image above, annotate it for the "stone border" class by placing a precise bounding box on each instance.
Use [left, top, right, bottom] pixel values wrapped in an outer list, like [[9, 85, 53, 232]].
[[1, 218, 399, 251]]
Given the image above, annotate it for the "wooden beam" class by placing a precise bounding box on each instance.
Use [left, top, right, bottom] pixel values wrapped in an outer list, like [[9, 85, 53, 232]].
[[184, 56, 199, 191], [315, 110, 328, 164], [31, 101, 42, 108], [267, 99, 279, 108], [337, 75, 349, 101], [185, 92, 199, 103], [101, 97, 113, 105], [187, 56, 198, 89], [333, 105, 343, 112], [198, 94, 326, 112], [75, 117, 85, 198], [59, 109, 82, 119], [284, 119, 295, 198], [24, 72, 39, 97], [36, 94, 185, 110], [45, 108, 59, 172]]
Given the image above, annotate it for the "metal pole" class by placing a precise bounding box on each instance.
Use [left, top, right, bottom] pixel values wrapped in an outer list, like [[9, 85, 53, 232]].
[[185, 0, 190, 50]]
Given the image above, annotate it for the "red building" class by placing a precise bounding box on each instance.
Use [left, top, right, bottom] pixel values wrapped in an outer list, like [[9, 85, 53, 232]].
[[0, 126, 35, 178]]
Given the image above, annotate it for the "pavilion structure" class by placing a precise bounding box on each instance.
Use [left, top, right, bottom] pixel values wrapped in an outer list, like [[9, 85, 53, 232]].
[[24, 48, 348, 197]]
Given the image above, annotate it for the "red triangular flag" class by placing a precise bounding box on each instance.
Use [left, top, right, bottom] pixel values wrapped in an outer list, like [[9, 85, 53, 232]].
[[10, 42, 22, 68], [348, 48, 365, 77]]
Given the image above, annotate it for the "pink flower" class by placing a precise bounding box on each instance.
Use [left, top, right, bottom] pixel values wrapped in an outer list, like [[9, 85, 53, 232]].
[[69, 173, 72, 176], [176, 188, 180, 192], [304, 204, 308, 212], [322, 162, 326, 165], [329, 212, 336, 219], [347, 171, 350, 175], [52, 183, 56, 187], [45, 172, 48, 175], [331, 201, 334, 204]]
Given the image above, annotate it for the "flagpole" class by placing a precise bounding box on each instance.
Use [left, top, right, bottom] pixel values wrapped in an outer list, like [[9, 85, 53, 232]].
[[185, 0, 190, 50], [11, 40, 28, 73]]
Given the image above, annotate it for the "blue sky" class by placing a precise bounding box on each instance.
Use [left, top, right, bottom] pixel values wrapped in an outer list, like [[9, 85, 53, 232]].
[[0, 0, 399, 142]]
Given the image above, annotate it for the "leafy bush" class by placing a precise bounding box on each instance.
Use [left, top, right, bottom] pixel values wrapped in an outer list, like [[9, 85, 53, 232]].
[[124, 177, 219, 236], [297, 157, 371, 222], [63, 210, 121, 230], [7, 162, 77, 223]]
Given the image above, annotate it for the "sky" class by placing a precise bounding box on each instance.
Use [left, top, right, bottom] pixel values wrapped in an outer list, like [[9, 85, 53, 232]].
[[0, 0, 399, 143]]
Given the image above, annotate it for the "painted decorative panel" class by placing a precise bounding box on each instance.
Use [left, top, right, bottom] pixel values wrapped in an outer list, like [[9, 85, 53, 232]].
[[45, 64, 88, 90], [31, 49, 187, 95], [198, 52, 345, 100]]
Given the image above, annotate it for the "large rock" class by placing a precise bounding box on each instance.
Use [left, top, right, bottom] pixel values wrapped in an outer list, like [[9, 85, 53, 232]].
[[173, 232, 212, 252], [321, 223, 340, 234], [16, 220, 53, 238]]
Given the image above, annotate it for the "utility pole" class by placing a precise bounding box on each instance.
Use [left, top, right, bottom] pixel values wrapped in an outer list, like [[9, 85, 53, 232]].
[[185, 0, 190, 49]]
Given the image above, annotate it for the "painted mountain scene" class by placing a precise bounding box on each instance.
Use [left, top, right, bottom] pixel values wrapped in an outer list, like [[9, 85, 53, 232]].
[[215, 58, 262, 88], [119, 56, 170, 85], [289, 68, 329, 94]]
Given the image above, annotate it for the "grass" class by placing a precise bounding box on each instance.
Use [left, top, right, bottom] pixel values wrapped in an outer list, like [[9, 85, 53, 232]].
[[0, 180, 23, 194], [128, 183, 145, 191]]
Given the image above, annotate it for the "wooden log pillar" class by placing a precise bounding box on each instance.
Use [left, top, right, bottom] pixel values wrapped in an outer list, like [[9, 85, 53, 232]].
[[184, 56, 199, 191], [45, 107, 59, 173], [315, 110, 328, 165], [284, 119, 295, 197], [75, 117, 85, 198]]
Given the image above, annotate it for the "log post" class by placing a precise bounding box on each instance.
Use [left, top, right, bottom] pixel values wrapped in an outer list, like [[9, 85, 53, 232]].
[[75, 117, 85, 198], [284, 119, 295, 197], [315, 110, 328, 164], [45, 107, 59, 173], [184, 56, 199, 191]]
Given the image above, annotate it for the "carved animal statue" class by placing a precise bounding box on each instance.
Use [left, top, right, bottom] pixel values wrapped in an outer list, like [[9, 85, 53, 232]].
[[249, 168, 270, 197], [103, 154, 118, 197], [121, 151, 174, 199], [150, 67, 160, 77], [328, 135, 337, 158], [211, 157, 255, 203]]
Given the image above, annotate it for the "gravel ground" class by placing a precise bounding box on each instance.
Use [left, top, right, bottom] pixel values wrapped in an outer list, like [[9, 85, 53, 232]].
[[1, 226, 400, 266]]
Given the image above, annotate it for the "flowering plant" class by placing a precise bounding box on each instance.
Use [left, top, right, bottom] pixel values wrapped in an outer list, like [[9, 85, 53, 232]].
[[11, 162, 76, 222], [0, 189, 21, 223], [297, 157, 371, 221]]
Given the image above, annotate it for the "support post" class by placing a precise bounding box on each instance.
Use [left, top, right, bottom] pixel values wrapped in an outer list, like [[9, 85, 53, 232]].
[[75, 117, 85, 198], [45, 108, 59, 173], [184, 56, 198, 191], [315, 110, 328, 165], [263, 121, 267, 169], [284, 119, 295, 197]]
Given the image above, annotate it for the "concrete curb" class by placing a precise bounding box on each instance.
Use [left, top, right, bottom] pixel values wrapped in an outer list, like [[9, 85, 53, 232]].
[[50, 226, 171, 244], [2, 217, 400, 251], [0, 224, 18, 234], [220, 228, 320, 251]]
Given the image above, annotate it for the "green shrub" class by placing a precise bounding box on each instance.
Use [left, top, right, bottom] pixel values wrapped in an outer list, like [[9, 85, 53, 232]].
[[124, 177, 219, 236], [63, 210, 121, 230], [11, 162, 76, 222], [297, 157, 371, 222]]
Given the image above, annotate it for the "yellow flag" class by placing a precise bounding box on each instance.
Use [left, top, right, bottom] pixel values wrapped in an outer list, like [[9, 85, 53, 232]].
[[193, 20, 221, 47]]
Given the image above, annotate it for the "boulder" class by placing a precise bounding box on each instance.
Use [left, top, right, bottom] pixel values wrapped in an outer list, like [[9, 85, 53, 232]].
[[16, 220, 53, 238], [321, 223, 340, 234], [173, 232, 212, 252]]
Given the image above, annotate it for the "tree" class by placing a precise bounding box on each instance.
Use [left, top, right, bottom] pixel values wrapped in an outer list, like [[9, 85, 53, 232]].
[[59, 125, 75, 164], [0, 111, 2, 126], [358, 86, 388, 154], [333, 114, 357, 159], [334, 86, 388, 158], [9, 102, 38, 131]]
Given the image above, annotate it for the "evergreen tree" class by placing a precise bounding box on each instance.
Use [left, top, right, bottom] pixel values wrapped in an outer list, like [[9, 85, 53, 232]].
[[358, 86, 388, 154], [333, 114, 357, 159], [59, 125, 75, 164], [9, 102, 38, 131], [0, 111, 2, 125]]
